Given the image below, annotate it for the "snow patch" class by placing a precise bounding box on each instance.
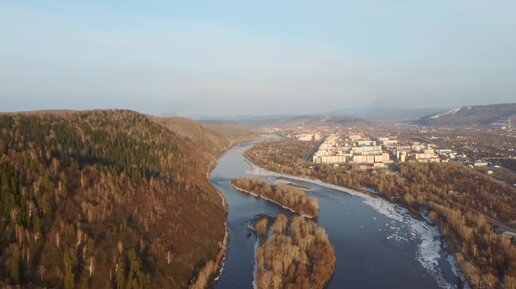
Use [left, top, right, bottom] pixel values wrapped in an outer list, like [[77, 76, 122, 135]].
[[431, 107, 462, 119]]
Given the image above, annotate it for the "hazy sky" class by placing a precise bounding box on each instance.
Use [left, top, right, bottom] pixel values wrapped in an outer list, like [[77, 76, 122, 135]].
[[1, 1, 515, 116]]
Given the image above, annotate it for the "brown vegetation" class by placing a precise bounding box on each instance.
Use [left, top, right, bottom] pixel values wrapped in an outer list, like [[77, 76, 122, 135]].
[[246, 139, 516, 289], [0, 110, 227, 289], [253, 215, 336, 289], [201, 121, 258, 145], [149, 116, 229, 166], [232, 178, 319, 217]]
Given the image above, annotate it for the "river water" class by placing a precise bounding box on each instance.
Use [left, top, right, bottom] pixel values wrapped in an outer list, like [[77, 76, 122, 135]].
[[211, 139, 463, 289]]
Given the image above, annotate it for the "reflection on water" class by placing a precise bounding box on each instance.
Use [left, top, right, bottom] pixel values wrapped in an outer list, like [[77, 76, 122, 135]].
[[211, 139, 462, 289]]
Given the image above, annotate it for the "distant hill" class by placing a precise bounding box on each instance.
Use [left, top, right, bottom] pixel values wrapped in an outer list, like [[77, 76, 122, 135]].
[[416, 103, 516, 126], [201, 121, 258, 145], [201, 114, 367, 128], [200, 114, 299, 127], [331, 107, 445, 122], [0, 110, 226, 289], [271, 114, 368, 128], [150, 116, 230, 167]]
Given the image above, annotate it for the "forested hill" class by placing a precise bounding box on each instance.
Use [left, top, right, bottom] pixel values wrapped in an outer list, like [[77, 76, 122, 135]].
[[149, 116, 229, 170], [0, 110, 226, 289], [150, 117, 257, 170]]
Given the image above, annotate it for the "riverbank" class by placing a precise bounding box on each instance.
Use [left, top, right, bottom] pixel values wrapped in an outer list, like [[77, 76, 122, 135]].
[[231, 184, 316, 218], [246, 138, 516, 289], [246, 161, 467, 289], [209, 138, 467, 289], [243, 158, 383, 199], [199, 137, 264, 287], [190, 140, 248, 289], [274, 180, 313, 191]]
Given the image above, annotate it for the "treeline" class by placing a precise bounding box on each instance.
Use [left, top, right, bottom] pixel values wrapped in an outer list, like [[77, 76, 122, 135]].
[[0, 110, 226, 289], [246, 139, 516, 289], [231, 178, 319, 217], [253, 215, 336, 289]]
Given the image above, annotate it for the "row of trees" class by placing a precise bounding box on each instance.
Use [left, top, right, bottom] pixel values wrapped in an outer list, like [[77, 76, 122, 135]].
[[246, 139, 516, 289], [253, 215, 336, 289], [232, 178, 319, 217]]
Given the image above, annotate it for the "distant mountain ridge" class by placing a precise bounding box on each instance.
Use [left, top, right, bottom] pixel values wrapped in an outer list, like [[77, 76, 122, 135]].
[[201, 114, 367, 128], [329, 107, 445, 122], [288, 114, 368, 127], [416, 103, 516, 126]]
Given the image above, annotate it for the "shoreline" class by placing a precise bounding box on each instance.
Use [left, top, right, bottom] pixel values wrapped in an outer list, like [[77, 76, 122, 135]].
[[245, 160, 468, 289], [199, 136, 259, 289], [242, 158, 385, 200], [209, 138, 467, 289], [192, 139, 248, 289], [245, 218, 262, 289], [230, 184, 316, 218], [274, 179, 313, 191]]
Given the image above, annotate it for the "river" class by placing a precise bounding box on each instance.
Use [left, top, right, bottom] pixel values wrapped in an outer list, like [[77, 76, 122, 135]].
[[210, 138, 464, 289]]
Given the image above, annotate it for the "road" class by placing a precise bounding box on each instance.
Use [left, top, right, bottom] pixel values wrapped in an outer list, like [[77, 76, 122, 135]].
[[304, 138, 325, 161]]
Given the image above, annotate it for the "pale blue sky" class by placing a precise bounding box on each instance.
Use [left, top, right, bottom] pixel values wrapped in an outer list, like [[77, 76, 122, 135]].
[[1, 1, 515, 116]]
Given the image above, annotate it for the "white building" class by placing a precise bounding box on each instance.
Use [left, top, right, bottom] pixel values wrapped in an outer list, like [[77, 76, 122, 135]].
[[313, 155, 348, 164], [352, 146, 382, 155], [296, 133, 322, 142]]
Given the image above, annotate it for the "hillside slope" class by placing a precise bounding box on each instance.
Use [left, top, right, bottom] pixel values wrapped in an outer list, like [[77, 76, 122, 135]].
[[201, 121, 257, 144], [0, 110, 226, 289], [417, 103, 516, 126], [150, 116, 229, 168]]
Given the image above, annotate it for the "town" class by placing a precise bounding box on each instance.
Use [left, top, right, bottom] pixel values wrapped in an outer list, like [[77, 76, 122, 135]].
[[307, 132, 448, 168], [293, 128, 453, 168], [281, 121, 516, 188]]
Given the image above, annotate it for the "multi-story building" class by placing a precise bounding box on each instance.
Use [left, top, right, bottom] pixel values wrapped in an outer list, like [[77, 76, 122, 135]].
[[297, 133, 322, 141], [311, 133, 395, 166], [352, 146, 382, 155], [381, 139, 398, 145], [313, 155, 348, 164], [356, 140, 376, 146]]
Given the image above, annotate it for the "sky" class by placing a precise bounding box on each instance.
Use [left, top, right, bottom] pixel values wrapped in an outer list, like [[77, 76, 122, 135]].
[[1, 1, 515, 117]]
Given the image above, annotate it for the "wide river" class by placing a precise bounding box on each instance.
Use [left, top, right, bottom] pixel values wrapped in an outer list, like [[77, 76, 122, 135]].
[[210, 138, 464, 289]]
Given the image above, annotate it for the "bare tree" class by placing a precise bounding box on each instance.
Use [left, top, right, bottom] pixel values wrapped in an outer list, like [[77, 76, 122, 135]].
[[87, 257, 95, 278], [80, 171, 86, 188], [484, 273, 497, 289], [51, 157, 60, 174], [76, 229, 83, 249], [39, 265, 46, 281], [10, 208, 20, 224], [27, 201, 36, 218], [82, 244, 89, 260], [26, 247, 31, 263], [166, 251, 173, 265], [55, 232, 60, 248], [505, 276, 516, 289], [118, 241, 124, 254]]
